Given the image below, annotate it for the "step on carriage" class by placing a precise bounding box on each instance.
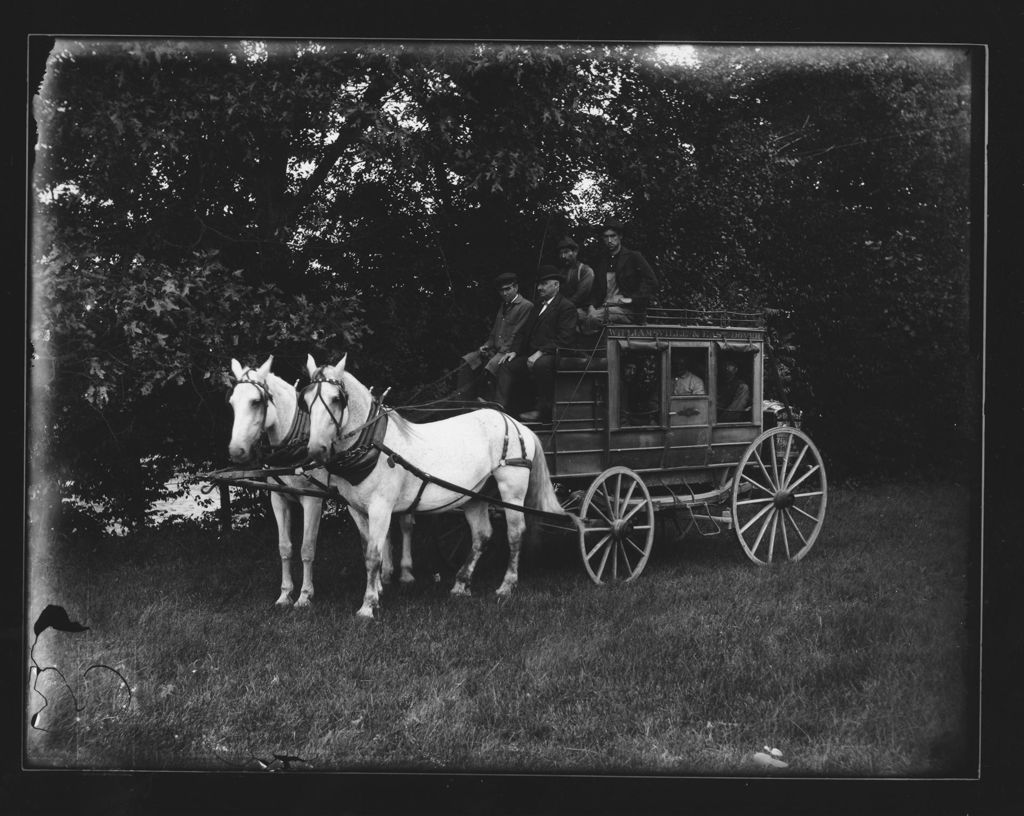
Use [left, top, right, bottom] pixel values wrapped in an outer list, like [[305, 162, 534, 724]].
[[529, 307, 828, 584]]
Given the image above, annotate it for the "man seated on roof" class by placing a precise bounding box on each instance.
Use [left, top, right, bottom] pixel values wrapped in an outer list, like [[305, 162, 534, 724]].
[[494, 266, 578, 424], [555, 235, 595, 315], [577, 218, 659, 335], [456, 271, 533, 402]]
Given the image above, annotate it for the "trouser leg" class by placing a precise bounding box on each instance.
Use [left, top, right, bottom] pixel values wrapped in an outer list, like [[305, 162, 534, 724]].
[[531, 354, 556, 421]]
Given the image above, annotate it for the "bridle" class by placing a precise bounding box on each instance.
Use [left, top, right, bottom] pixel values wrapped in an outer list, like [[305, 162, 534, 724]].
[[228, 372, 275, 419], [300, 370, 351, 438]]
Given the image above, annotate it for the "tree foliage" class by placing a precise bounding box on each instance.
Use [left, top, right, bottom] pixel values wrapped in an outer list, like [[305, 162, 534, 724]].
[[30, 39, 976, 527]]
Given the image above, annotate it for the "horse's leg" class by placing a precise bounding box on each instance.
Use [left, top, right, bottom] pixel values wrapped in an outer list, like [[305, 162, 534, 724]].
[[355, 504, 391, 619], [450, 501, 492, 597], [398, 514, 416, 584], [381, 518, 395, 585], [270, 492, 295, 608], [495, 471, 529, 597], [294, 495, 323, 608]]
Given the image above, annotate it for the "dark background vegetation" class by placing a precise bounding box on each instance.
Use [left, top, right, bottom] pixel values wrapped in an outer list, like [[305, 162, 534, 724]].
[[28, 39, 978, 532]]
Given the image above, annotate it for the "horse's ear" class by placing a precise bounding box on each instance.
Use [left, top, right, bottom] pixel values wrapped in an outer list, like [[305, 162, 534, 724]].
[[230, 358, 244, 380], [335, 353, 348, 373], [306, 354, 318, 378], [257, 356, 273, 378]]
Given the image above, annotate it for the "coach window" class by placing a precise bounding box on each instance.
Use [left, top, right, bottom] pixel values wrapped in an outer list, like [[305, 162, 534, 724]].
[[670, 347, 709, 427], [716, 350, 755, 423], [620, 346, 661, 427]]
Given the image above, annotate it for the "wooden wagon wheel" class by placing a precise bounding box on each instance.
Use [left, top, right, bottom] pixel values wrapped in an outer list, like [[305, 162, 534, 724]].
[[731, 427, 827, 565], [578, 466, 655, 584]]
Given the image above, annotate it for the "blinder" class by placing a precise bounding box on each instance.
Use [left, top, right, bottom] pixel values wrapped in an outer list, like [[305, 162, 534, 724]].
[[227, 374, 275, 407], [301, 371, 350, 433]]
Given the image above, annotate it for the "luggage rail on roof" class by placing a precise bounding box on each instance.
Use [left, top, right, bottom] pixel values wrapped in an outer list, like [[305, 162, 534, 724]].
[[643, 308, 766, 328]]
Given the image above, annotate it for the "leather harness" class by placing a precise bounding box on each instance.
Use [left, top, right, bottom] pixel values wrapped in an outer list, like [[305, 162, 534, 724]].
[[305, 370, 535, 512]]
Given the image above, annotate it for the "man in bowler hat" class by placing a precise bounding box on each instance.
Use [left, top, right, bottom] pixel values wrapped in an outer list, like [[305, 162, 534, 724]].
[[495, 265, 577, 423], [457, 271, 533, 401]]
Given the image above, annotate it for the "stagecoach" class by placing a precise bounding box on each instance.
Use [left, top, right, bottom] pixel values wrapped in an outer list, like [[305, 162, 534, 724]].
[[529, 307, 827, 584], [208, 307, 827, 613]]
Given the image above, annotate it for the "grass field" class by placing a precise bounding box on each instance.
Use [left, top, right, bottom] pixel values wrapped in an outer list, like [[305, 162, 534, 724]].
[[25, 480, 976, 776]]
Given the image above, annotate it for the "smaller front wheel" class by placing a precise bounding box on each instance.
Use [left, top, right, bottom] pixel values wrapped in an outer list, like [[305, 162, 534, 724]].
[[578, 467, 655, 584]]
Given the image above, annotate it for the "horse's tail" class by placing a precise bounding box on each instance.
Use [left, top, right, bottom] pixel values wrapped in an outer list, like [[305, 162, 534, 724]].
[[525, 428, 567, 516]]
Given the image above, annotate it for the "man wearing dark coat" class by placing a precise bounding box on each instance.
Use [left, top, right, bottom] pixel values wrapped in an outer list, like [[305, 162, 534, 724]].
[[494, 265, 578, 423], [456, 271, 533, 401], [556, 235, 595, 312], [579, 218, 659, 334]]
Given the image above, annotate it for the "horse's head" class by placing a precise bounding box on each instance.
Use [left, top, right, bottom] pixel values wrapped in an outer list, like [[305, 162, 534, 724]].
[[303, 353, 351, 465], [227, 355, 274, 464]]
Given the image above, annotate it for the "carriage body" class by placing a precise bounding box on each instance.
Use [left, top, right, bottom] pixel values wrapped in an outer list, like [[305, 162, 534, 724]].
[[526, 308, 826, 582], [538, 309, 772, 487]]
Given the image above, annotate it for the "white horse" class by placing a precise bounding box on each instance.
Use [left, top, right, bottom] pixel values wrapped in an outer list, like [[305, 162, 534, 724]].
[[303, 354, 568, 619], [227, 356, 415, 608]]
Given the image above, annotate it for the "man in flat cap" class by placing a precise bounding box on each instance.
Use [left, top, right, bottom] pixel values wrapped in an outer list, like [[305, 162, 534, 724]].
[[579, 218, 659, 334], [555, 235, 595, 313], [457, 271, 533, 401], [495, 265, 577, 423]]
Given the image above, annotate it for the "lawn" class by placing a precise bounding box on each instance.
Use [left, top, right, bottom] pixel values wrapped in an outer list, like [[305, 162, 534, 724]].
[[25, 480, 976, 777]]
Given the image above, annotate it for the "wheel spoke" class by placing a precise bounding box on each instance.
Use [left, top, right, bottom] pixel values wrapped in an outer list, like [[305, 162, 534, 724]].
[[621, 479, 638, 513], [618, 539, 636, 573], [752, 448, 779, 491], [739, 470, 774, 496], [624, 535, 647, 557], [590, 501, 615, 527], [766, 513, 779, 563], [585, 532, 612, 561], [594, 537, 613, 581], [780, 444, 810, 490], [790, 504, 821, 524], [614, 473, 623, 516], [739, 500, 774, 535], [768, 436, 780, 488], [786, 463, 821, 493], [780, 509, 792, 559], [749, 507, 775, 556], [780, 432, 794, 485], [736, 495, 775, 507], [783, 509, 811, 546], [793, 490, 824, 500], [621, 499, 648, 523]]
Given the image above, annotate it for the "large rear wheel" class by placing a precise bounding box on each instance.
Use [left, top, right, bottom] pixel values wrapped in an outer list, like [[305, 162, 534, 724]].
[[731, 427, 827, 565], [578, 467, 655, 584]]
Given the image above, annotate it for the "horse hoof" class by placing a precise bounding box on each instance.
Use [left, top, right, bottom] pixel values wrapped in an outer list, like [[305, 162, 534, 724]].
[[295, 597, 313, 609], [274, 598, 294, 610], [495, 586, 516, 598], [399, 574, 416, 586], [355, 607, 378, 621], [450, 585, 471, 598]]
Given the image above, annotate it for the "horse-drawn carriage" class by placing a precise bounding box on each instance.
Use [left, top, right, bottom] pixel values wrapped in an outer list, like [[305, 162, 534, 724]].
[[208, 307, 827, 616], [531, 307, 827, 583]]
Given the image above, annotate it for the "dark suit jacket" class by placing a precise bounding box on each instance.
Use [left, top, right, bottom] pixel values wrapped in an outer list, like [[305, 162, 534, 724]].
[[589, 245, 659, 310], [517, 292, 578, 355]]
